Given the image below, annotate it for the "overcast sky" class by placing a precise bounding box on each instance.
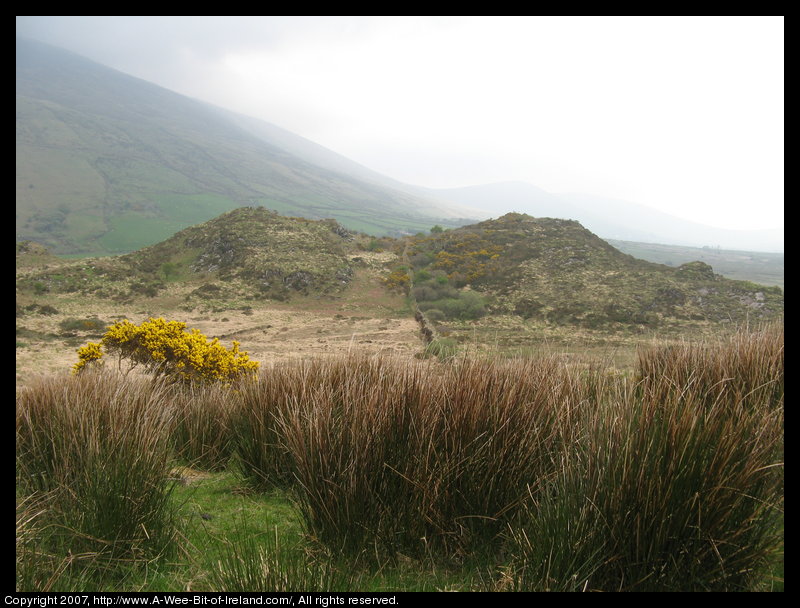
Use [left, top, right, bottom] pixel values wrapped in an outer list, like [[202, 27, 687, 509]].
[[16, 16, 784, 234]]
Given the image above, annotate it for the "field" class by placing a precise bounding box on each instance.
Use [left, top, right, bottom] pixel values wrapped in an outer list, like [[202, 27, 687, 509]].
[[608, 240, 784, 289], [16, 222, 785, 592], [16, 288, 784, 591]]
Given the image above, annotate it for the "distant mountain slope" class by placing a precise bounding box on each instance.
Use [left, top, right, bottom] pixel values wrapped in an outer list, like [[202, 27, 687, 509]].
[[423, 181, 783, 252], [15, 38, 475, 256]]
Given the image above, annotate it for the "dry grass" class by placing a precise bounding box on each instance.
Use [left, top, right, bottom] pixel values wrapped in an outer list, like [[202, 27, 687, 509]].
[[16, 324, 783, 591]]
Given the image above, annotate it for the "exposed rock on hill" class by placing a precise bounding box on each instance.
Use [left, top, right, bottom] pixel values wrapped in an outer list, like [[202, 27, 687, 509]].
[[405, 213, 783, 328]]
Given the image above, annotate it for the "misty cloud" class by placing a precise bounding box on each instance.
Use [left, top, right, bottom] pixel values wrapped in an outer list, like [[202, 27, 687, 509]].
[[16, 16, 783, 242]]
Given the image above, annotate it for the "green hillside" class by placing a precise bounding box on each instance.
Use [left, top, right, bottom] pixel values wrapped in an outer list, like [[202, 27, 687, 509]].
[[16, 38, 471, 256]]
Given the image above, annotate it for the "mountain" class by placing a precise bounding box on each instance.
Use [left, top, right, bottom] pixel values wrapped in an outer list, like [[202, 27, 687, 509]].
[[421, 181, 783, 252], [15, 38, 476, 256], [16, 38, 781, 258]]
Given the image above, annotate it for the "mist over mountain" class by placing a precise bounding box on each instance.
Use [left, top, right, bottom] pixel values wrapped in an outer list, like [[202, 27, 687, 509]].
[[16, 37, 781, 257], [423, 182, 783, 253], [15, 38, 475, 255]]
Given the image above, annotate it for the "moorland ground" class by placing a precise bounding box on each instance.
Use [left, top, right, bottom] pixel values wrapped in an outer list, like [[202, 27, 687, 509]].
[[15, 224, 784, 593]]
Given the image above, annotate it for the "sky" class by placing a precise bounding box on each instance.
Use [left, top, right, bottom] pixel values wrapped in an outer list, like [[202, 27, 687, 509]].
[[16, 16, 784, 235]]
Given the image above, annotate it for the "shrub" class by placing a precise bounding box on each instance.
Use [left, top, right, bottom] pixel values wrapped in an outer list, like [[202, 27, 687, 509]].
[[128, 280, 164, 297], [418, 291, 487, 320], [422, 308, 446, 323], [59, 317, 108, 333], [72, 317, 259, 383], [383, 267, 411, 293], [420, 337, 458, 360]]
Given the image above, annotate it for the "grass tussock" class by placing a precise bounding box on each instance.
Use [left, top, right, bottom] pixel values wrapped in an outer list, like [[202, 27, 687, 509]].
[[16, 325, 783, 591], [171, 382, 238, 471], [207, 521, 359, 592], [16, 372, 180, 586]]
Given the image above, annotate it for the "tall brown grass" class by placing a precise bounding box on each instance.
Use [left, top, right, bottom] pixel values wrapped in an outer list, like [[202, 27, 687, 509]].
[[235, 354, 602, 558], [16, 325, 783, 591], [171, 382, 237, 470], [227, 328, 782, 589], [16, 371, 180, 579], [508, 325, 784, 590]]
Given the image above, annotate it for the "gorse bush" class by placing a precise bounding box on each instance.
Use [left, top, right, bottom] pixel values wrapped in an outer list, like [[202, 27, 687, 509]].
[[73, 317, 259, 383], [58, 317, 108, 333]]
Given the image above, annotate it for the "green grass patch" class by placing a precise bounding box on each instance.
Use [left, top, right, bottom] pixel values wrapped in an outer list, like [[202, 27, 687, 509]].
[[99, 214, 188, 254]]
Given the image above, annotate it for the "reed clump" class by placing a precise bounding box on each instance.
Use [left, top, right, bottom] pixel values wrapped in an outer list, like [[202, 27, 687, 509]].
[[16, 325, 783, 591], [16, 371, 180, 582]]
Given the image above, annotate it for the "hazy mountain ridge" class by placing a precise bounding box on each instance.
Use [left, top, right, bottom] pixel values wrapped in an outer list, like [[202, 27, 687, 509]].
[[16, 38, 476, 256], [16, 37, 781, 262], [424, 181, 783, 252]]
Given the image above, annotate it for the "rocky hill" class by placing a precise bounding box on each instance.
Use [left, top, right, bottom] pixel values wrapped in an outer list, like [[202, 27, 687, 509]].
[[402, 213, 783, 330], [17, 211, 783, 339], [124, 207, 358, 299], [17, 208, 363, 304]]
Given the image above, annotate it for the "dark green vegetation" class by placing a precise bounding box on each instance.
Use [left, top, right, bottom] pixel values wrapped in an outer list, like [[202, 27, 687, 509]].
[[608, 239, 784, 288], [16, 38, 472, 256], [16, 327, 784, 591]]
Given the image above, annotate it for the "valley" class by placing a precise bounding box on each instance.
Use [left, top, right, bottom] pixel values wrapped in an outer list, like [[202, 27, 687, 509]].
[[15, 30, 784, 594], [16, 209, 783, 387]]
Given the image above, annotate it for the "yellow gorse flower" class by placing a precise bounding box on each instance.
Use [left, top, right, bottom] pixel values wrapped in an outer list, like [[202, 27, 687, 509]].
[[72, 341, 104, 374], [72, 317, 259, 383]]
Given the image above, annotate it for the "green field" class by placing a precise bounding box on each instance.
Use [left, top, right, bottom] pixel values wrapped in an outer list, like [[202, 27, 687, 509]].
[[609, 240, 784, 288]]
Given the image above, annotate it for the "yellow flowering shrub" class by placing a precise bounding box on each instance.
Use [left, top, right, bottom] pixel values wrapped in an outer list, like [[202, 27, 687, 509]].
[[73, 341, 104, 374], [383, 268, 411, 293], [72, 317, 259, 383]]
